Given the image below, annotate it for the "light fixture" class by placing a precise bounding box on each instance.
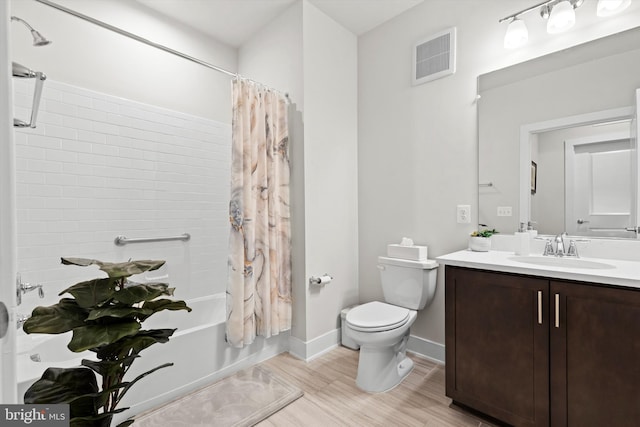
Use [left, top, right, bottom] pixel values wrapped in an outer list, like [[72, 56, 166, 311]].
[[499, 0, 627, 49], [504, 18, 529, 49], [547, 0, 576, 33], [596, 0, 631, 17]]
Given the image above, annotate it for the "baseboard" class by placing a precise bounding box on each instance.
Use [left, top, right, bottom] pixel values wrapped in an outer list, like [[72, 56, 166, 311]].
[[288, 328, 340, 361], [288, 328, 445, 365], [407, 334, 445, 364]]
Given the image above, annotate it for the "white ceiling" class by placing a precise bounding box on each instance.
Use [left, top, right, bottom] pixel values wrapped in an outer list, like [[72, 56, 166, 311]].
[[134, 0, 424, 47]]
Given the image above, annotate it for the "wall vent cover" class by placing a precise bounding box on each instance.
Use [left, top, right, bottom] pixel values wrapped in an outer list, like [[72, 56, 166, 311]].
[[412, 27, 456, 86]]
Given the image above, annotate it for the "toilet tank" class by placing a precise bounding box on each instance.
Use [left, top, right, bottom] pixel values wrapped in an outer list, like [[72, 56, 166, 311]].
[[378, 256, 438, 310]]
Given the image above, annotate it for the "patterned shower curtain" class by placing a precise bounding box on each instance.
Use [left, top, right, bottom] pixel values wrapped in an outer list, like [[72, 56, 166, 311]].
[[226, 77, 291, 348]]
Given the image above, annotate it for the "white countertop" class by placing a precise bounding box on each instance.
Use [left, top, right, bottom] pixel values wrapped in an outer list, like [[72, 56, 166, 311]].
[[436, 250, 640, 290]]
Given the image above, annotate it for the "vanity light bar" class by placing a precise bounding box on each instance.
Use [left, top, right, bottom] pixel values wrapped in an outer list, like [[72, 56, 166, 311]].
[[500, 0, 630, 49]]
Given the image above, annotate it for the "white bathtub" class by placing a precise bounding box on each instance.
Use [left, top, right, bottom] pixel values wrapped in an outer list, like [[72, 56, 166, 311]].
[[17, 292, 289, 424], [17, 294, 225, 403]]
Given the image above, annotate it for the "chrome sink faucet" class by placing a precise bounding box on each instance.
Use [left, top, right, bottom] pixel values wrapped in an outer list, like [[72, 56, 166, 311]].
[[543, 232, 579, 257], [555, 233, 567, 255]]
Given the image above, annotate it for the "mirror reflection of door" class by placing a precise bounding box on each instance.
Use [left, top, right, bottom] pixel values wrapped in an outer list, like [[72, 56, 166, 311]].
[[565, 132, 635, 238], [531, 121, 633, 236]]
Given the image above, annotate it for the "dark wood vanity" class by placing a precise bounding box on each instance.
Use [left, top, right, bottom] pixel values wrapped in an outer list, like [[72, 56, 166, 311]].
[[445, 265, 640, 427]]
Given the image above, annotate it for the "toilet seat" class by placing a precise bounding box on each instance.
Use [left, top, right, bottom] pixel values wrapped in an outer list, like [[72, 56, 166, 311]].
[[346, 301, 410, 332]]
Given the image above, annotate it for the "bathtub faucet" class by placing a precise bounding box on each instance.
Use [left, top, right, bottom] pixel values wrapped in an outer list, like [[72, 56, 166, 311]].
[[16, 273, 44, 305], [17, 313, 31, 329]]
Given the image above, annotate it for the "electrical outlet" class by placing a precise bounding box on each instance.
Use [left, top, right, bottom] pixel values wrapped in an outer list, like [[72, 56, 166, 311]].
[[497, 206, 512, 217], [457, 205, 471, 224]]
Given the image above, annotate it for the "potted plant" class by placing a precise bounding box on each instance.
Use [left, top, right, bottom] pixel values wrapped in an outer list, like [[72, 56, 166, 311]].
[[469, 228, 499, 252], [22, 257, 191, 427]]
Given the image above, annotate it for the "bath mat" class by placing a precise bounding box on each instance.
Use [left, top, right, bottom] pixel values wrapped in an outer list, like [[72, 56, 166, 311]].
[[132, 365, 303, 427]]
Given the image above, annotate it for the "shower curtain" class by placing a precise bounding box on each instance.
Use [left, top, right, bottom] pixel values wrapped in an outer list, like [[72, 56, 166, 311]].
[[226, 77, 291, 348]]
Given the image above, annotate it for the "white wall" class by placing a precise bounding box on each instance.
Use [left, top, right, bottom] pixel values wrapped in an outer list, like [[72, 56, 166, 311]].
[[358, 0, 640, 350], [302, 1, 359, 345], [11, 0, 236, 122]]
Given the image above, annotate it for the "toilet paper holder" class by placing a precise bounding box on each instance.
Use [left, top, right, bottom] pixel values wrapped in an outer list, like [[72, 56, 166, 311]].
[[309, 274, 333, 286]]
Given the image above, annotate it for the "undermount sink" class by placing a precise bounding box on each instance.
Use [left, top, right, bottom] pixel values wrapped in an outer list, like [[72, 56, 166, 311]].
[[509, 256, 616, 270]]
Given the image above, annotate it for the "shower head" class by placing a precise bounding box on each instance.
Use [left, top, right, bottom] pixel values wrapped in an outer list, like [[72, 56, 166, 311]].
[[11, 16, 52, 46]]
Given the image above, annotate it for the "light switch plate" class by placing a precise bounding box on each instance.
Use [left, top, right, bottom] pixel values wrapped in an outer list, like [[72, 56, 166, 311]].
[[497, 206, 512, 217]]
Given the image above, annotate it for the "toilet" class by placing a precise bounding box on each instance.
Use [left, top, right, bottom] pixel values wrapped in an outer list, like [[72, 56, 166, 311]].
[[345, 256, 438, 392]]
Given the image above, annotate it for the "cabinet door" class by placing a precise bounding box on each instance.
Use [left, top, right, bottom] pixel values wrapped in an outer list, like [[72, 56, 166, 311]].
[[550, 281, 640, 427], [445, 267, 549, 427]]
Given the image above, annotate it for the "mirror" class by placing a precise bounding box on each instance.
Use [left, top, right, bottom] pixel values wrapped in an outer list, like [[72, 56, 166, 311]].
[[478, 26, 640, 238]]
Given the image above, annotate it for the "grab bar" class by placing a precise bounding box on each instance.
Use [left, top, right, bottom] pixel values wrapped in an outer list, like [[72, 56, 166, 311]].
[[114, 233, 191, 246], [13, 62, 47, 129]]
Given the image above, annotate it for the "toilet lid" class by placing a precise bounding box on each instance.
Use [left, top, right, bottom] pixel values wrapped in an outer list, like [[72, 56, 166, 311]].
[[346, 301, 410, 332]]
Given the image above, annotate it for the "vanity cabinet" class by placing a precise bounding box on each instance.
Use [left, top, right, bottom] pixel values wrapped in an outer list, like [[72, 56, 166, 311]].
[[445, 266, 640, 427]]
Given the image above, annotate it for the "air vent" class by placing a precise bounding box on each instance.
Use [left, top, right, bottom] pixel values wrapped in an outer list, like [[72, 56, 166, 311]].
[[412, 27, 456, 86]]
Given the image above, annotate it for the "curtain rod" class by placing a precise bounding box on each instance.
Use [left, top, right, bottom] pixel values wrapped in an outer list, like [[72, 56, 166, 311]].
[[34, 0, 237, 78]]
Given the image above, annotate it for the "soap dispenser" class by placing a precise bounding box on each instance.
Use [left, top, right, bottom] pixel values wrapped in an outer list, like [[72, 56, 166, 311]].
[[515, 222, 530, 256]]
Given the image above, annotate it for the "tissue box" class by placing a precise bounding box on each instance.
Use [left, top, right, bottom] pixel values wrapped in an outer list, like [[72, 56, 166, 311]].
[[387, 244, 428, 261]]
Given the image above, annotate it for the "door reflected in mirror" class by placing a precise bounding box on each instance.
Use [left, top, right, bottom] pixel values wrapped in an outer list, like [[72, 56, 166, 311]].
[[532, 120, 634, 238]]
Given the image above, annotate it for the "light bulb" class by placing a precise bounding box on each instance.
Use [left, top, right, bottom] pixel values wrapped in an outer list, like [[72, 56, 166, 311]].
[[597, 0, 631, 16], [504, 18, 528, 49], [547, 0, 576, 34]]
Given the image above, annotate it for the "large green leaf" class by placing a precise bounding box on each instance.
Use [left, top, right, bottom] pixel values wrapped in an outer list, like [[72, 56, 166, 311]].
[[61, 258, 165, 279], [60, 278, 119, 308], [24, 367, 98, 418], [138, 299, 192, 322], [95, 329, 176, 360], [69, 322, 141, 352], [98, 260, 165, 278], [23, 299, 89, 335], [86, 306, 153, 321], [61, 258, 105, 267], [81, 355, 138, 378], [114, 283, 174, 305]]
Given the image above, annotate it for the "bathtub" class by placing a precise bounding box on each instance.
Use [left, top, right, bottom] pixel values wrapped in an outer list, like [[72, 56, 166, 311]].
[[17, 294, 225, 403], [16, 293, 289, 424]]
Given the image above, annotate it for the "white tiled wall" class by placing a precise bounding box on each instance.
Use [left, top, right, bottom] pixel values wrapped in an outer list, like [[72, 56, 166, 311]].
[[13, 79, 231, 308]]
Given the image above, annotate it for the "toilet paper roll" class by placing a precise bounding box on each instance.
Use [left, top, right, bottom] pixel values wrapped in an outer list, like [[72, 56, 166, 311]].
[[318, 275, 332, 285], [310, 274, 333, 285]]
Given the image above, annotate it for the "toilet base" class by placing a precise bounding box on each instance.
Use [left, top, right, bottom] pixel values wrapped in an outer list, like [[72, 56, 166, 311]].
[[355, 333, 414, 392]]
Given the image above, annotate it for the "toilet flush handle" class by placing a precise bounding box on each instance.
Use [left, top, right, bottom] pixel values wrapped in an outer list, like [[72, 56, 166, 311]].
[[377, 265, 385, 271]]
